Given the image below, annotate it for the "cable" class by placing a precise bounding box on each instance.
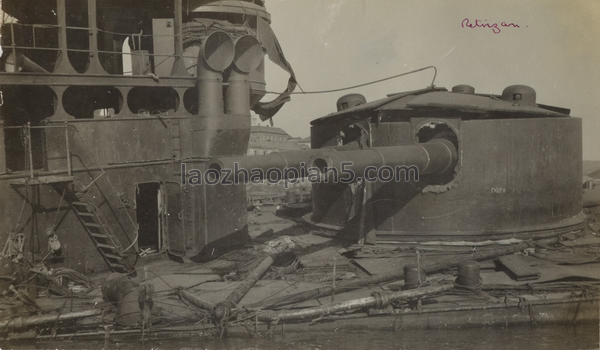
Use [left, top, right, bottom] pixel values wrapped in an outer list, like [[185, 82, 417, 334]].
[[52, 186, 67, 229], [72, 127, 139, 253], [146, 269, 176, 291], [12, 188, 28, 232], [263, 66, 438, 95], [46, 268, 96, 297]]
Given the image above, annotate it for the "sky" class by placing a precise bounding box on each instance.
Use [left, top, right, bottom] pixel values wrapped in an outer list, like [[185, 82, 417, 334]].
[[1, 0, 598, 159], [260, 0, 600, 160]]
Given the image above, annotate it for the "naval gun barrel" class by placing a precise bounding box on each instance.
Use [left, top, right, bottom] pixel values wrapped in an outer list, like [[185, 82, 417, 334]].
[[207, 143, 361, 181], [207, 138, 456, 183], [311, 137, 457, 182]]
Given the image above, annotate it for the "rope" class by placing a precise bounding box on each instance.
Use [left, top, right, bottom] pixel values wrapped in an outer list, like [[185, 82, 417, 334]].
[[268, 271, 356, 283], [0, 232, 24, 261], [46, 268, 96, 297], [52, 186, 67, 229], [247, 280, 301, 307], [263, 66, 438, 95], [12, 186, 29, 232], [416, 250, 422, 285], [1, 188, 26, 259], [146, 269, 176, 291], [216, 307, 230, 339], [51, 297, 70, 337], [72, 127, 139, 253]]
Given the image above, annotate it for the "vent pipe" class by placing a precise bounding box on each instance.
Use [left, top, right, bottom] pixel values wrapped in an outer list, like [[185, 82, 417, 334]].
[[501, 85, 536, 106], [202, 34, 262, 157], [192, 31, 234, 158], [196, 31, 234, 117], [336, 94, 366, 112], [192, 32, 263, 158], [226, 35, 263, 115]]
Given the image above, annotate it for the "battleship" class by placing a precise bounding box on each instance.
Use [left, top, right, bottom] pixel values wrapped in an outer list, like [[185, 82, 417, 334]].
[[0, 0, 598, 344]]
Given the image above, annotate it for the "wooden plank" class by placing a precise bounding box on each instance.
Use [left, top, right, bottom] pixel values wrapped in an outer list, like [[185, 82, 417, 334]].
[[560, 234, 600, 247]]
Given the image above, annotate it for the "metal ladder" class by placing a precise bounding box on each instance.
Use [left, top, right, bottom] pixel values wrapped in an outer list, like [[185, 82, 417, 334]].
[[53, 179, 136, 275]]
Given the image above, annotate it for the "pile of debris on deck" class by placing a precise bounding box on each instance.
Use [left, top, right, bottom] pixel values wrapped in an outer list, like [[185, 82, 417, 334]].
[[1, 210, 599, 341]]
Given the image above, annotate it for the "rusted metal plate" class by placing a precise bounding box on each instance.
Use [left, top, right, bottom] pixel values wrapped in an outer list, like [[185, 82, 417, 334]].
[[45, 118, 176, 172], [495, 255, 540, 281], [483, 257, 600, 285]]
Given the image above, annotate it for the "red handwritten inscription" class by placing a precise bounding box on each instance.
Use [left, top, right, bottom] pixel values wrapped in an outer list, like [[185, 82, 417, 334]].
[[461, 18, 521, 34]]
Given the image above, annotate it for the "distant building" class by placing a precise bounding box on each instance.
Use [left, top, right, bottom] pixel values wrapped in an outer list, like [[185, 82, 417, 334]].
[[298, 136, 311, 150], [583, 176, 600, 190], [247, 125, 303, 155]]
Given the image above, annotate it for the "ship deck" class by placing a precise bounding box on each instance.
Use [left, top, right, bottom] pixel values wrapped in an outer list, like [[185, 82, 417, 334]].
[[1, 205, 599, 341]]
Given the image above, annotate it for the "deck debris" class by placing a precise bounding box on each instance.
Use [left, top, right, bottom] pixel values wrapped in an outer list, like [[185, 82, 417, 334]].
[[1, 212, 599, 341], [101, 273, 158, 327], [214, 252, 282, 322], [258, 284, 454, 323], [176, 288, 215, 312], [0, 309, 102, 331]]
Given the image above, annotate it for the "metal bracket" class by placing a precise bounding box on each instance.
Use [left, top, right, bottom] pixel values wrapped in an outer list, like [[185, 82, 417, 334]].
[[76, 172, 106, 192]]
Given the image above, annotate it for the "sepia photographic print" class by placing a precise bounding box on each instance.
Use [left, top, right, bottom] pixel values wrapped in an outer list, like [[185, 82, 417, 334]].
[[0, 0, 599, 349]]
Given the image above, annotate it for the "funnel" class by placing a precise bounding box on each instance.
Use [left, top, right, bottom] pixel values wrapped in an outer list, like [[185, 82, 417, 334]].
[[233, 35, 263, 73], [201, 31, 234, 72]]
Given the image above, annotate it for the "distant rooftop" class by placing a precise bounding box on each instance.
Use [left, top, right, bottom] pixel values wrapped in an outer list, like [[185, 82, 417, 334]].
[[251, 125, 291, 136], [248, 139, 302, 151]]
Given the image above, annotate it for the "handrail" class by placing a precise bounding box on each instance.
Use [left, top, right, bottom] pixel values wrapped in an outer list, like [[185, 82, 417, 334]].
[[64, 121, 72, 176], [27, 123, 33, 178], [3, 21, 199, 76], [3, 123, 72, 176], [1, 121, 135, 250], [4, 45, 198, 59]]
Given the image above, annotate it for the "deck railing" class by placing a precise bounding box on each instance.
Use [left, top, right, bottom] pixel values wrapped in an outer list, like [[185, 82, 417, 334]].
[[1, 0, 190, 77], [2, 123, 72, 178]]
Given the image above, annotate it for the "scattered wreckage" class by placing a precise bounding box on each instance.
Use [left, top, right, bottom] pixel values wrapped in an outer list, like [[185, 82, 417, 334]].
[[1, 218, 599, 341], [0, 0, 599, 344]]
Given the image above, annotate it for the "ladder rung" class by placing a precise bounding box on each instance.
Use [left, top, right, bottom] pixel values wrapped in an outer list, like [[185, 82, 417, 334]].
[[84, 222, 102, 228], [97, 243, 117, 249], [103, 253, 123, 260], [75, 212, 94, 217], [108, 262, 127, 268], [72, 201, 89, 206], [89, 232, 108, 239]]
